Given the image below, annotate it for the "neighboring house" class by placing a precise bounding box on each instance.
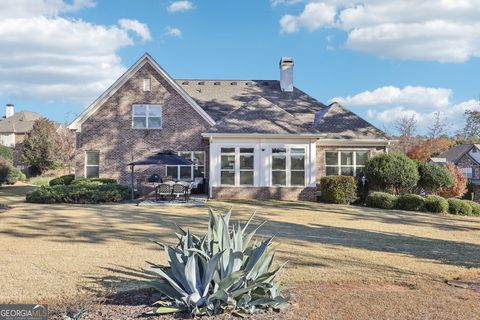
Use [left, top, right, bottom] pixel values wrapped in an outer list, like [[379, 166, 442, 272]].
[[68, 53, 391, 201], [0, 104, 43, 147], [433, 144, 480, 181]]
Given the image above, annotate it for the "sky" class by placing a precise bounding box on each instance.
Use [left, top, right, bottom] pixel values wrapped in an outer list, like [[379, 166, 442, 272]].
[[1, 0, 480, 134]]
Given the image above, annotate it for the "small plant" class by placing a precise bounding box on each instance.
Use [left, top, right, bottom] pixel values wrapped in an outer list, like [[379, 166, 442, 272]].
[[448, 198, 473, 215], [148, 209, 288, 316], [424, 195, 449, 214], [365, 192, 397, 209], [71, 178, 117, 185], [6, 166, 26, 184], [320, 176, 357, 204], [396, 194, 425, 211], [50, 174, 75, 186]]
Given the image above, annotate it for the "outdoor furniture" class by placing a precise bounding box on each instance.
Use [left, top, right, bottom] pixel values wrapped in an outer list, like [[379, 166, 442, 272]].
[[162, 176, 173, 182], [156, 183, 173, 201], [148, 174, 160, 183], [172, 183, 187, 201]]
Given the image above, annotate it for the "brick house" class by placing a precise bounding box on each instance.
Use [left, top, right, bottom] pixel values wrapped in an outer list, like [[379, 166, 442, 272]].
[[68, 53, 391, 201]]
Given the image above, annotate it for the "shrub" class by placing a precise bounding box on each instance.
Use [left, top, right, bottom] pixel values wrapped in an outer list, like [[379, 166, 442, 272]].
[[0, 145, 13, 162], [424, 195, 449, 214], [6, 167, 26, 185], [464, 201, 480, 216], [26, 184, 130, 204], [448, 198, 473, 215], [320, 176, 357, 204], [149, 209, 288, 316], [365, 151, 419, 194], [49, 174, 75, 186], [396, 194, 426, 211], [71, 178, 117, 186], [365, 192, 398, 209], [438, 164, 468, 199], [417, 161, 453, 193], [0, 159, 11, 185]]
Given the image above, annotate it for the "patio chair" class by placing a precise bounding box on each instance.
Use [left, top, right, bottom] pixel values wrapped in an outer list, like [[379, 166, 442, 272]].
[[156, 183, 173, 201], [172, 183, 187, 201]]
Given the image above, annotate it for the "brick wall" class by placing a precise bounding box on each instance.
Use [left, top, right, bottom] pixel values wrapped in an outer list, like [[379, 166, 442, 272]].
[[457, 154, 480, 179], [212, 186, 317, 201], [74, 62, 211, 185]]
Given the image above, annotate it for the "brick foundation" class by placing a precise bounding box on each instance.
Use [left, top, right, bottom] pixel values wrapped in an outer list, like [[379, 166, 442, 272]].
[[212, 186, 317, 201]]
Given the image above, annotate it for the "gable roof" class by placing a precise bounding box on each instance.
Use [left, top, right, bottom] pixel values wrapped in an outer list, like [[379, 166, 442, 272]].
[[437, 144, 480, 165], [68, 53, 215, 132], [205, 97, 313, 135], [0, 111, 43, 133]]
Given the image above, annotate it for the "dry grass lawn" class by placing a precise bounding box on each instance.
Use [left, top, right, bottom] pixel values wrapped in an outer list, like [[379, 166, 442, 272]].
[[1, 186, 480, 319]]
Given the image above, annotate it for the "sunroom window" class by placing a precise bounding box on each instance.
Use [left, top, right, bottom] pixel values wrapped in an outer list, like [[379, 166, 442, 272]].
[[325, 151, 368, 177], [166, 151, 205, 180], [271, 147, 306, 186], [132, 104, 162, 129], [220, 147, 255, 186]]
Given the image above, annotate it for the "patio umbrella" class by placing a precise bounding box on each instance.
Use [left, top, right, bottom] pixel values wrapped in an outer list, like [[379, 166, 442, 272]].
[[127, 150, 194, 200]]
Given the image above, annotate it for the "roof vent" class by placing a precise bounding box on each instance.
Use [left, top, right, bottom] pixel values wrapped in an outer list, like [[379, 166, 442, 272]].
[[182, 81, 189, 85], [214, 81, 221, 86], [198, 81, 205, 85], [230, 81, 237, 86], [279, 57, 294, 92]]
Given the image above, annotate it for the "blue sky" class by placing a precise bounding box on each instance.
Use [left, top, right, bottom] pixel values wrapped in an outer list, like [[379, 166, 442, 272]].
[[1, 0, 479, 134]]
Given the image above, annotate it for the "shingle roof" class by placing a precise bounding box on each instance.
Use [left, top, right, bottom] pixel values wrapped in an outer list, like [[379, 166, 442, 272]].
[[437, 144, 478, 164], [206, 97, 312, 134], [0, 111, 43, 133], [177, 79, 387, 138]]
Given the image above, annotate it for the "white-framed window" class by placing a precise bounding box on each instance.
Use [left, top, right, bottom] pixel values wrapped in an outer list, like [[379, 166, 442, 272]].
[[220, 147, 255, 186], [132, 104, 162, 129], [166, 151, 205, 181], [271, 147, 306, 186], [462, 167, 473, 178], [85, 151, 99, 178], [325, 151, 368, 177], [143, 78, 151, 91]]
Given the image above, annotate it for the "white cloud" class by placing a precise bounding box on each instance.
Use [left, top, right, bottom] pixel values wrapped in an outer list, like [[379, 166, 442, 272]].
[[279, 0, 480, 62], [332, 85, 480, 132], [280, 2, 336, 33], [0, 1, 151, 104], [167, 1, 194, 12], [119, 19, 152, 42], [163, 26, 182, 38]]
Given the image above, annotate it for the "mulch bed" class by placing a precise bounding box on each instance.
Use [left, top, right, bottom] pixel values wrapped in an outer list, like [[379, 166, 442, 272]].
[[48, 288, 286, 320]]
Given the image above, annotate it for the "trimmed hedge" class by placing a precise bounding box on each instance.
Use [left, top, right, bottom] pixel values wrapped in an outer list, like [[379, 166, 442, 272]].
[[26, 184, 130, 204], [464, 200, 480, 216], [448, 198, 473, 215], [49, 174, 75, 186], [71, 178, 117, 186], [424, 195, 449, 214], [365, 192, 397, 209], [320, 176, 357, 204], [396, 194, 426, 211]]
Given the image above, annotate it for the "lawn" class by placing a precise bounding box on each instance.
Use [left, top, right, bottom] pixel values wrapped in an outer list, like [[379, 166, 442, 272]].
[[0, 188, 479, 319]]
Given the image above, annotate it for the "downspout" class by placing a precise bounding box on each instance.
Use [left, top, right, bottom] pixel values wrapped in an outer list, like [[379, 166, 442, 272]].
[[130, 164, 135, 200]]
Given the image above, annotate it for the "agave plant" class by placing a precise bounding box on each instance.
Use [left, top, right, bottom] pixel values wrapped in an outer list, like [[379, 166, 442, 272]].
[[148, 208, 288, 316]]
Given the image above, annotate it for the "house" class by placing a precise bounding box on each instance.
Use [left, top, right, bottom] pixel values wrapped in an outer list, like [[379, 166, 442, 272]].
[[0, 104, 43, 147], [68, 53, 391, 201], [434, 143, 480, 180]]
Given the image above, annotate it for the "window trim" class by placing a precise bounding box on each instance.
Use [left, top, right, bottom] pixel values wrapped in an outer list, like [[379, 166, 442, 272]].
[[84, 150, 100, 178], [220, 147, 255, 186], [132, 104, 162, 129], [324, 150, 369, 177], [143, 78, 151, 91], [165, 151, 205, 181], [270, 147, 306, 187]]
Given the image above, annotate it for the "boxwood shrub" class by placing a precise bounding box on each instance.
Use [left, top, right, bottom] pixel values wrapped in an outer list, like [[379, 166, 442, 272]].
[[448, 198, 473, 215], [424, 195, 449, 214], [463, 200, 480, 216], [49, 174, 75, 186], [26, 184, 130, 204], [396, 194, 426, 211], [71, 178, 117, 185], [320, 176, 357, 204], [365, 192, 398, 209]]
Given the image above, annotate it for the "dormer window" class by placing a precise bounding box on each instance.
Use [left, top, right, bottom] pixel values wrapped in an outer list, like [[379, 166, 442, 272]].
[[143, 78, 151, 91], [132, 104, 162, 129]]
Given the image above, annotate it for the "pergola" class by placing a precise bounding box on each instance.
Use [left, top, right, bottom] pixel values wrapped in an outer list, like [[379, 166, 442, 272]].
[[127, 150, 193, 200]]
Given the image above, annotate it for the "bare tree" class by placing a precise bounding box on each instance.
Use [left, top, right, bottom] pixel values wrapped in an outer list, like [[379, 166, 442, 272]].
[[55, 124, 75, 173], [394, 115, 417, 153], [428, 111, 448, 139], [463, 97, 480, 140]]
